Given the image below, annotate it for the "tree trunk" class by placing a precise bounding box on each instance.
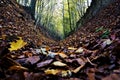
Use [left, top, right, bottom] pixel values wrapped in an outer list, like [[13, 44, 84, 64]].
[[30, 0, 37, 19], [67, 0, 72, 31]]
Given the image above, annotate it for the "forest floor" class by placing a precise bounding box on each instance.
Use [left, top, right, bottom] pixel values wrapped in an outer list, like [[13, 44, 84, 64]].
[[0, 0, 120, 80]]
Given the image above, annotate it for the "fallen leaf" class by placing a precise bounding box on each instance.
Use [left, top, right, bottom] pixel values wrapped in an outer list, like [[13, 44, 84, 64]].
[[44, 69, 72, 77], [8, 65, 28, 71], [111, 34, 116, 40], [48, 51, 57, 58], [45, 46, 50, 51], [0, 25, 2, 28], [75, 47, 84, 53], [26, 56, 40, 64], [69, 78, 80, 80], [68, 47, 77, 50], [23, 51, 33, 57], [65, 58, 86, 66], [44, 69, 60, 75], [4, 57, 21, 66], [87, 57, 96, 66], [101, 39, 112, 48], [34, 49, 42, 54], [1, 34, 7, 40], [113, 69, 120, 74], [52, 61, 67, 67], [72, 65, 84, 73], [9, 37, 27, 51], [102, 74, 120, 80], [104, 39, 112, 45], [18, 55, 25, 58], [57, 52, 68, 58], [40, 48, 48, 55], [76, 58, 86, 65], [61, 70, 72, 77], [37, 59, 53, 68], [87, 68, 96, 80]]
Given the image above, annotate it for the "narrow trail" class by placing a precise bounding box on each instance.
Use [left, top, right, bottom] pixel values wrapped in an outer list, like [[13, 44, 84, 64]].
[[0, 0, 120, 80]]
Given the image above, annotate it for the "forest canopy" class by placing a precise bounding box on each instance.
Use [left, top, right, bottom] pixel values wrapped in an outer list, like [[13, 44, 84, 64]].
[[16, 0, 92, 40]]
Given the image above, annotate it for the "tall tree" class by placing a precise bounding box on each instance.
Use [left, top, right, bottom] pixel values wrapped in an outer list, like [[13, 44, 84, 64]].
[[67, 0, 72, 31], [30, 0, 37, 19]]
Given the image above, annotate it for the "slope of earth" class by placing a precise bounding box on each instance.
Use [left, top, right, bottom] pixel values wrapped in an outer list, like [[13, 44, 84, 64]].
[[59, 0, 120, 79], [61, 0, 120, 48], [0, 0, 120, 80], [0, 0, 55, 46]]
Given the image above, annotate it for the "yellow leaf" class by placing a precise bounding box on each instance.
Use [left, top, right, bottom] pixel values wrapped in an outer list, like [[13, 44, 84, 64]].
[[9, 37, 27, 51], [45, 69, 60, 75], [52, 61, 67, 67], [68, 47, 77, 50], [45, 69, 72, 77]]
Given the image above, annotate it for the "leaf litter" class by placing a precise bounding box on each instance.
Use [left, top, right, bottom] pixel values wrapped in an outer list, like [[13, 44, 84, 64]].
[[0, 0, 120, 80]]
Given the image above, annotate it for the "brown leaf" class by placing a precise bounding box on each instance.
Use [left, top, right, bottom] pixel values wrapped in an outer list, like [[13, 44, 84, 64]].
[[75, 58, 86, 65], [110, 34, 116, 40], [102, 74, 120, 80], [37, 59, 53, 68], [57, 52, 68, 58], [65, 58, 86, 66], [72, 65, 84, 73], [24, 72, 45, 80], [17, 55, 25, 59], [1, 34, 7, 40], [87, 68, 96, 80], [45, 46, 50, 51], [6, 72, 25, 80], [69, 78, 80, 80], [8, 65, 28, 71], [26, 56, 40, 64], [23, 51, 33, 57]]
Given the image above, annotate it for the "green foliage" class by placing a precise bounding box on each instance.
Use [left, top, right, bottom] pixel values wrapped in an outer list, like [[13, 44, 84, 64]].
[[101, 29, 110, 38], [95, 27, 110, 39], [95, 27, 103, 32]]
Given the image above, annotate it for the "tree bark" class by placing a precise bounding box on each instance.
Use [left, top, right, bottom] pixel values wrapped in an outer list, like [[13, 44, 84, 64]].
[[30, 0, 37, 19], [67, 0, 72, 31]]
